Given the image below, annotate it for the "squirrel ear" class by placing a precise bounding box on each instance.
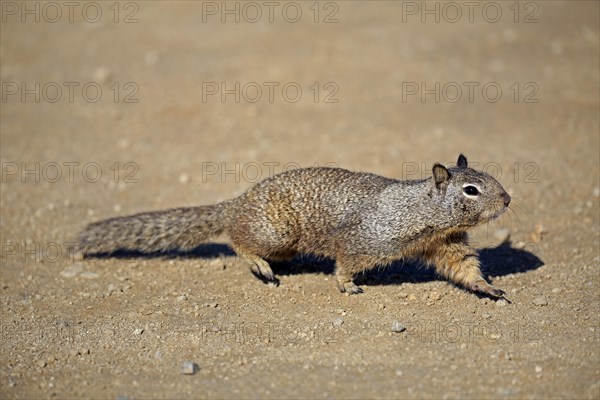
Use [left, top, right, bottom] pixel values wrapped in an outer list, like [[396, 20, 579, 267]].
[[457, 154, 468, 168], [432, 163, 450, 194]]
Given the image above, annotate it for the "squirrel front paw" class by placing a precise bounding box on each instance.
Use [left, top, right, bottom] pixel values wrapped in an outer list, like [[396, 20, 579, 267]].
[[469, 280, 505, 298]]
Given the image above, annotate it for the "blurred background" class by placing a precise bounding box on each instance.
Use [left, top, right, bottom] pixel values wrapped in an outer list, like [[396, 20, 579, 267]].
[[1, 1, 599, 398]]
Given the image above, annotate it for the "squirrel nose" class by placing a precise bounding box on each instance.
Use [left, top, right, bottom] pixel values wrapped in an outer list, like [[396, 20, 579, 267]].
[[502, 192, 511, 207]]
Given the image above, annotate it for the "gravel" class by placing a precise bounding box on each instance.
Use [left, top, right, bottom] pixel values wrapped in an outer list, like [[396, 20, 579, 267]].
[[391, 321, 406, 333], [60, 263, 84, 278], [533, 297, 549, 306], [496, 299, 509, 307], [181, 362, 199, 375]]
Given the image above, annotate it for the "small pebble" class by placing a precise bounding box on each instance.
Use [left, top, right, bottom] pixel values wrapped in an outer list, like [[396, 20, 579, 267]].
[[177, 294, 188, 301], [133, 328, 144, 335], [208, 258, 223, 268], [80, 272, 99, 279], [93, 66, 112, 83], [535, 365, 543, 373], [179, 173, 190, 185], [533, 296, 548, 306], [181, 361, 199, 375], [60, 263, 84, 278], [397, 292, 408, 299], [391, 321, 406, 333], [332, 317, 344, 327], [496, 299, 508, 307], [117, 138, 130, 149], [107, 284, 117, 295]]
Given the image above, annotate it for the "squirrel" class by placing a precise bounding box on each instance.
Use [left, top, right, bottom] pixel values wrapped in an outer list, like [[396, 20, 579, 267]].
[[78, 154, 511, 297]]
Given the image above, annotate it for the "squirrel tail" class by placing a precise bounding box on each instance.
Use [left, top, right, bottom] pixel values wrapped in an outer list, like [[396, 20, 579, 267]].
[[77, 200, 235, 256]]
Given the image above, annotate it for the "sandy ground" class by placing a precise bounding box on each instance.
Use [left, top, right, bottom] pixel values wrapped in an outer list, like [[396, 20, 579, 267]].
[[1, 1, 599, 399]]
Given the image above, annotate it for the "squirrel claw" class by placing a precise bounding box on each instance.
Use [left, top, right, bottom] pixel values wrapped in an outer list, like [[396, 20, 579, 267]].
[[470, 281, 505, 298]]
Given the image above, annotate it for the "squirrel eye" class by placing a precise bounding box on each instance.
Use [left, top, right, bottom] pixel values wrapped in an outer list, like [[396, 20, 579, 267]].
[[463, 185, 480, 196]]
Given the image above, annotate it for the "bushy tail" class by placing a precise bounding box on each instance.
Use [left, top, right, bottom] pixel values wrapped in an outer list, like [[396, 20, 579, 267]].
[[77, 200, 235, 256]]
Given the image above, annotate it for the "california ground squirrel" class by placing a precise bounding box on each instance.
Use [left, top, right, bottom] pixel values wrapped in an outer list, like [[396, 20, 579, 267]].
[[78, 154, 510, 297]]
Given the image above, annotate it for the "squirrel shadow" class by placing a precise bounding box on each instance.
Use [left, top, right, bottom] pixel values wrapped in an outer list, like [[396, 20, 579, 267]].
[[88, 243, 237, 260], [88, 241, 543, 288]]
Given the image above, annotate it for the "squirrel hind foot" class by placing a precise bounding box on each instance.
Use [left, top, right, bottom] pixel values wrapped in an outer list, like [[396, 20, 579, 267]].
[[234, 247, 278, 283], [249, 262, 276, 282]]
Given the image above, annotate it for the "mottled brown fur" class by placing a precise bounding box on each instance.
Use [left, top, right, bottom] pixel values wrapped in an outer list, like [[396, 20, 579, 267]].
[[78, 154, 510, 297]]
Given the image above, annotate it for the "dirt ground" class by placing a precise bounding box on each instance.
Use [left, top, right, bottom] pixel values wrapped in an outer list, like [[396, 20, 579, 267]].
[[1, 1, 599, 399]]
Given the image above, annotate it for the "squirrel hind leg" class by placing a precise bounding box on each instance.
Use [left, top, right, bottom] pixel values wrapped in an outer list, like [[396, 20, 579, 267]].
[[233, 246, 276, 283], [334, 257, 373, 295]]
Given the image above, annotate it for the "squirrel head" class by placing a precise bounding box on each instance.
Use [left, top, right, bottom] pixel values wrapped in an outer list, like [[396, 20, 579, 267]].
[[431, 154, 511, 226]]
